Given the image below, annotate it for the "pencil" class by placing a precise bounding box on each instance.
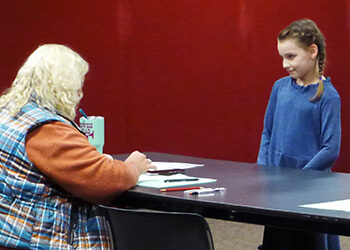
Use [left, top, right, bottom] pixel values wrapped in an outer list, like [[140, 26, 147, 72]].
[[160, 187, 202, 192], [79, 108, 88, 119]]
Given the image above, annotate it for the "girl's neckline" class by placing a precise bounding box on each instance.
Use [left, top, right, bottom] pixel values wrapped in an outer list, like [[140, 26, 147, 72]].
[[290, 77, 324, 91], [295, 75, 326, 87]]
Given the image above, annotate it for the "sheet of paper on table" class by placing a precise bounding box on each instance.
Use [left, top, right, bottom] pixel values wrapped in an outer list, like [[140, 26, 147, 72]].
[[148, 161, 205, 172], [300, 199, 350, 212]]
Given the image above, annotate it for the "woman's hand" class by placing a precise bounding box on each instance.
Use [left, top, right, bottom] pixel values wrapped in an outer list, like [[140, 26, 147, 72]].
[[125, 151, 156, 175]]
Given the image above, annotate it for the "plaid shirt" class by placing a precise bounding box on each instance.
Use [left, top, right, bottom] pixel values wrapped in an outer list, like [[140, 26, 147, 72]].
[[0, 103, 111, 249]]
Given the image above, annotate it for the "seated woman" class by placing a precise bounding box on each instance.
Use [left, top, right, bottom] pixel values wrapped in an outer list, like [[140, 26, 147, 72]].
[[0, 44, 153, 249]]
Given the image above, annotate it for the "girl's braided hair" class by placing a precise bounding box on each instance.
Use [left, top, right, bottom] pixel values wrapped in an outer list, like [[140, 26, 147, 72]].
[[278, 19, 326, 102]]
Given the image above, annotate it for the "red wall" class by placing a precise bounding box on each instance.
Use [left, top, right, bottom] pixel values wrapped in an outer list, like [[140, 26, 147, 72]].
[[0, 1, 349, 172]]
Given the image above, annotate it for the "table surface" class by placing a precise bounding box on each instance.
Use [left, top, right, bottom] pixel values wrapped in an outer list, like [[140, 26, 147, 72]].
[[113, 152, 350, 236]]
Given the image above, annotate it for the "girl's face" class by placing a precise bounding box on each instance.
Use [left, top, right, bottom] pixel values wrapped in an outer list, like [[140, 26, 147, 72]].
[[277, 38, 318, 85]]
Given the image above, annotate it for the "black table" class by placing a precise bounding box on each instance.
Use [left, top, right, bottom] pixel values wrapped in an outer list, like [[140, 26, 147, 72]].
[[113, 152, 350, 236]]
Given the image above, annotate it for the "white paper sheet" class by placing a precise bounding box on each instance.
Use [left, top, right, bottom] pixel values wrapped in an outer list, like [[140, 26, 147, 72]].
[[300, 199, 350, 212], [148, 161, 204, 172]]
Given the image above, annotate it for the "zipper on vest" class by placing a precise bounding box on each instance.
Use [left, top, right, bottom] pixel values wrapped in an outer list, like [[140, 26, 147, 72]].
[[68, 203, 79, 246]]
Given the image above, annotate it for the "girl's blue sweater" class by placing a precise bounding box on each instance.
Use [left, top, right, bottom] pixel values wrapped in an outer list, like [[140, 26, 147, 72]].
[[258, 76, 341, 171]]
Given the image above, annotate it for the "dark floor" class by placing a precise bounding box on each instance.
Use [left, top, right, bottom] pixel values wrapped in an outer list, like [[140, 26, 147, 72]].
[[206, 218, 350, 250]]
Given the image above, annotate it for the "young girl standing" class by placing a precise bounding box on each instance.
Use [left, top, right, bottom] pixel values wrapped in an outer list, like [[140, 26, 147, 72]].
[[257, 19, 341, 250]]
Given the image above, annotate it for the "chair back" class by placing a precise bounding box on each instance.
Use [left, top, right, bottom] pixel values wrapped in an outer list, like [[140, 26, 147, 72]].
[[99, 205, 214, 250]]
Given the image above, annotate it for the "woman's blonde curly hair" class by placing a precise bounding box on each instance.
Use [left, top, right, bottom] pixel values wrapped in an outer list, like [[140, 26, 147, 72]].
[[0, 44, 89, 120]]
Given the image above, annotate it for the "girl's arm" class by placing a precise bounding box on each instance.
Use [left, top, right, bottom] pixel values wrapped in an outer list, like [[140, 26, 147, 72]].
[[303, 96, 341, 171], [257, 85, 278, 166]]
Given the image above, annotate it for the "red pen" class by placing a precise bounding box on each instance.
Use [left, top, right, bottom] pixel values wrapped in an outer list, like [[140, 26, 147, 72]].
[[160, 187, 203, 192]]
